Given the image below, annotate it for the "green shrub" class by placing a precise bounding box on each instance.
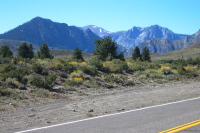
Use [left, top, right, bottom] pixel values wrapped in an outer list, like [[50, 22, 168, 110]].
[[0, 89, 12, 97], [101, 74, 114, 83], [65, 79, 83, 87], [177, 66, 186, 75], [30, 74, 57, 89], [62, 63, 76, 73], [159, 59, 174, 64], [9, 67, 30, 81], [88, 56, 103, 70], [172, 59, 187, 67], [128, 61, 160, 72], [32, 63, 44, 74], [78, 65, 97, 76], [0, 63, 16, 73], [30, 76, 44, 88], [103, 59, 128, 73], [59, 72, 68, 78], [45, 74, 57, 86]]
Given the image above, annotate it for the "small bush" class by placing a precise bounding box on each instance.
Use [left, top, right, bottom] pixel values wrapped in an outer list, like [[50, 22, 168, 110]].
[[0, 89, 12, 97], [128, 61, 160, 72], [30, 74, 57, 89], [70, 70, 83, 78], [0, 63, 16, 73], [45, 74, 57, 87], [32, 63, 45, 74], [9, 67, 30, 81], [78, 65, 97, 76], [62, 62, 76, 73], [172, 59, 187, 67], [65, 79, 83, 87], [177, 66, 186, 75], [30, 76, 44, 88], [88, 56, 103, 70], [103, 59, 128, 73], [59, 72, 68, 78]]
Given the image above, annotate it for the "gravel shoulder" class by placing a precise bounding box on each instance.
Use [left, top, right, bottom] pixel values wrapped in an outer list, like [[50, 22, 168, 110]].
[[1, 81, 200, 133]]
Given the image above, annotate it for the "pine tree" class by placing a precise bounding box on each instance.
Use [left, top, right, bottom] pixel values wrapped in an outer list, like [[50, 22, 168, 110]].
[[72, 48, 84, 61], [0, 45, 13, 58], [93, 36, 123, 61], [37, 43, 53, 59], [132, 46, 141, 61], [17, 42, 34, 58], [141, 47, 151, 61], [28, 44, 34, 59]]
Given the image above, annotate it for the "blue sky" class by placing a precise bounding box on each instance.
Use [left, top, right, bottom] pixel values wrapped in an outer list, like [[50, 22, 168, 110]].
[[0, 0, 199, 34]]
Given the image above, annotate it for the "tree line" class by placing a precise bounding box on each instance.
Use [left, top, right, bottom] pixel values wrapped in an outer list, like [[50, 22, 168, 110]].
[[72, 36, 151, 62], [0, 37, 150, 62], [0, 43, 53, 59]]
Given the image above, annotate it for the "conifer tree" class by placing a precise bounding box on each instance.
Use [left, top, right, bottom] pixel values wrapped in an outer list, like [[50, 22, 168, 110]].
[[0, 45, 13, 58], [132, 46, 141, 61], [141, 47, 151, 61], [93, 36, 124, 61], [37, 43, 53, 59], [28, 44, 34, 59], [17, 42, 34, 58], [72, 48, 84, 61]]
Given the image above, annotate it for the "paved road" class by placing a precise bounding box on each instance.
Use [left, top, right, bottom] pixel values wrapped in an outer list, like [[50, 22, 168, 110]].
[[16, 97, 200, 133]]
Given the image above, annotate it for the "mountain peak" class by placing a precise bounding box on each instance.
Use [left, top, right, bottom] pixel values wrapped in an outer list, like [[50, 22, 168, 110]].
[[82, 25, 110, 37], [30, 16, 51, 22]]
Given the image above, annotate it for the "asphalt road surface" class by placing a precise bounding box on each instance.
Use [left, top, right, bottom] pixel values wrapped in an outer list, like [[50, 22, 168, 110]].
[[16, 97, 200, 133]]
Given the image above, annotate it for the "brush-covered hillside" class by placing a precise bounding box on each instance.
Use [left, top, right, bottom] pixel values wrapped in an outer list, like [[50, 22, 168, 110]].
[[151, 42, 200, 60]]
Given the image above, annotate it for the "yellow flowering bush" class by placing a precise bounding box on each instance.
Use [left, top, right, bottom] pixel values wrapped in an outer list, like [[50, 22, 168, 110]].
[[69, 61, 78, 65], [70, 70, 83, 78], [161, 66, 171, 70], [66, 76, 84, 87], [81, 62, 87, 65], [74, 77, 84, 81]]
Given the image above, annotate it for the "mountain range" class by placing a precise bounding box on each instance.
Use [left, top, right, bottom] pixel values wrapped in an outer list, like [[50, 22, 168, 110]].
[[137, 29, 200, 54], [83, 25, 187, 48], [0, 17, 101, 53], [0, 17, 200, 56]]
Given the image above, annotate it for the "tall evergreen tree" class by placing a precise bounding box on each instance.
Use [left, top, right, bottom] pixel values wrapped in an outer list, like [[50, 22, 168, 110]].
[[93, 36, 123, 61], [37, 43, 53, 59], [28, 44, 34, 59], [17, 42, 34, 58], [72, 48, 84, 61], [141, 47, 151, 61], [0, 45, 13, 58], [132, 46, 141, 61]]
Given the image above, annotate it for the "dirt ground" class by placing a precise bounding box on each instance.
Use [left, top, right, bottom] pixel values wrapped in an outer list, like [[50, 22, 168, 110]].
[[1, 80, 200, 133]]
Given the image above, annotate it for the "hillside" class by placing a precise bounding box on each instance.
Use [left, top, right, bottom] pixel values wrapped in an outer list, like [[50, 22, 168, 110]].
[[151, 42, 200, 60], [138, 30, 200, 54], [50, 49, 91, 61], [0, 39, 38, 55]]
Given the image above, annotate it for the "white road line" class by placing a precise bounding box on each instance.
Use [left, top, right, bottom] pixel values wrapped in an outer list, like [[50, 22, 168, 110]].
[[15, 96, 200, 133]]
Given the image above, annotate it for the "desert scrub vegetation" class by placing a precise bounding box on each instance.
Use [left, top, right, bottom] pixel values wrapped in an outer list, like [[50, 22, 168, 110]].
[[1, 56, 200, 101], [1, 41, 200, 101]]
